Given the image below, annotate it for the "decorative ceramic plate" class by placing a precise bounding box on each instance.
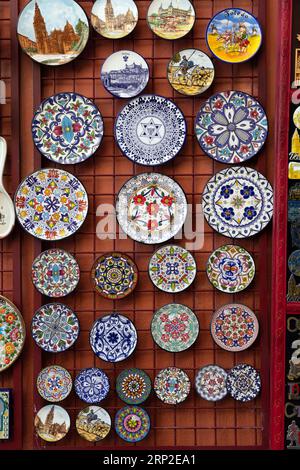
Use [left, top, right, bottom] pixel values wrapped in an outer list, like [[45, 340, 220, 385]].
[[34, 405, 70, 442], [17, 0, 89, 66], [32, 93, 104, 164], [202, 166, 273, 238], [151, 303, 199, 353], [90, 313, 137, 362], [211, 304, 259, 352], [116, 369, 152, 405], [32, 249, 80, 298], [115, 406, 150, 442], [101, 51, 149, 99], [116, 173, 188, 244], [149, 245, 196, 293], [31, 303, 79, 353], [154, 367, 190, 404], [167, 49, 214, 96], [294, 106, 300, 129], [37, 366, 73, 402], [115, 95, 186, 166], [91, 0, 138, 39], [0, 296, 26, 373], [206, 8, 262, 64], [76, 406, 111, 442], [92, 252, 138, 300], [195, 91, 268, 164], [74, 368, 110, 404], [147, 0, 195, 40], [226, 364, 261, 402], [206, 244, 255, 293], [15, 168, 89, 241], [288, 250, 300, 276], [195, 365, 228, 402], [0, 389, 11, 440]]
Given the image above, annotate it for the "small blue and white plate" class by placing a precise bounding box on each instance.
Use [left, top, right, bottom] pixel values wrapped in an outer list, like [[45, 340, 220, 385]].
[[226, 364, 261, 402], [74, 368, 110, 404]]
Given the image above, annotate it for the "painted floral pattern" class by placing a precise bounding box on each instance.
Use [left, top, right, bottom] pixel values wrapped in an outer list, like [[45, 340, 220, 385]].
[[195, 365, 228, 402], [226, 364, 261, 402], [0, 296, 25, 372], [154, 367, 191, 404], [115, 406, 150, 443], [74, 368, 110, 404], [37, 366, 73, 402], [116, 369, 152, 405]]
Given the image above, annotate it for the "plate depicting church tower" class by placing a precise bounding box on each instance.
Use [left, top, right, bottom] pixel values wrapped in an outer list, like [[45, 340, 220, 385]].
[[147, 0, 195, 40], [91, 0, 138, 39]]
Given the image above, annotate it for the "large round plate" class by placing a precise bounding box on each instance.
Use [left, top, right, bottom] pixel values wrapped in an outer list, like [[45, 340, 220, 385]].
[[195, 365, 228, 402], [147, 0, 195, 40], [211, 303, 259, 352], [32, 93, 103, 164], [195, 91, 268, 164], [91, 0, 138, 39], [151, 303, 199, 353], [154, 367, 190, 404], [74, 368, 110, 404], [31, 303, 79, 353], [206, 244, 255, 293], [116, 369, 152, 405], [76, 406, 111, 442], [34, 405, 70, 442], [37, 365, 73, 402], [115, 95, 186, 166], [226, 364, 261, 402], [17, 0, 89, 66], [202, 166, 273, 238], [115, 406, 150, 443], [0, 295, 25, 372], [90, 313, 137, 362], [288, 250, 300, 276], [116, 173, 187, 244], [15, 168, 89, 241]]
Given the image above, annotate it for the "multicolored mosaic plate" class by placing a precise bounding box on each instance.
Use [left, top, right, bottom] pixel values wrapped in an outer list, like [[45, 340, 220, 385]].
[[116, 173, 188, 244], [202, 166, 274, 238], [91, 0, 138, 39], [115, 406, 150, 443], [147, 0, 195, 40], [195, 365, 228, 402], [0, 295, 26, 373], [151, 303, 199, 353], [31, 303, 79, 353], [74, 368, 110, 404], [206, 244, 255, 293], [226, 364, 261, 402], [154, 367, 191, 404], [37, 365, 73, 402], [76, 406, 111, 442], [116, 369, 152, 405], [35, 405, 70, 442], [15, 168, 89, 241], [0, 389, 11, 439], [288, 250, 300, 276]]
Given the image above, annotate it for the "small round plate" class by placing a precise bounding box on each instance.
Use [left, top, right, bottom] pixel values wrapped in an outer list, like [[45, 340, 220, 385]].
[[74, 368, 110, 404], [202, 166, 274, 238], [17, 0, 89, 66], [92, 252, 138, 300], [288, 250, 300, 276], [116, 369, 152, 405], [168, 49, 214, 96], [115, 95, 186, 166], [32, 249, 80, 298], [149, 245, 196, 293], [76, 406, 111, 442], [195, 365, 228, 402], [206, 8, 262, 64], [15, 168, 89, 241], [147, 0, 195, 40], [115, 406, 150, 442], [37, 365, 73, 402], [31, 303, 79, 353], [0, 295, 26, 373], [91, 0, 138, 39], [226, 364, 261, 402], [151, 303, 199, 353], [211, 303, 259, 352], [294, 106, 300, 129], [206, 244, 255, 293], [32, 93, 104, 164], [90, 313, 137, 362], [195, 91, 268, 164], [154, 367, 190, 404], [35, 405, 70, 442], [116, 173, 188, 244]]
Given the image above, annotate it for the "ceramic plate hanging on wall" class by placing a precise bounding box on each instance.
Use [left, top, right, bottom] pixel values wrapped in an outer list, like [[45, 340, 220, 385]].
[[32, 93, 104, 164], [17, 0, 89, 66], [76, 406, 111, 442], [0, 389, 11, 439], [226, 364, 261, 402], [34, 405, 70, 442], [37, 366, 73, 402], [74, 368, 110, 404], [195, 365, 228, 402], [91, 0, 138, 39], [202, 166, 273, 238], [154, 367, 191, 404], [116, 173, 188, 244], [116, 369, 152, 405], [288, 250, 300, 276], [294, 106, 300, 129], [195, 91, 268, 164], [15, 168, 89, 241], [115, 95, 186, 166], [206, 8, 262, 64], [0, 296, 25, 373], [147, 0, 195, 40], [115, 406, 150, 442]]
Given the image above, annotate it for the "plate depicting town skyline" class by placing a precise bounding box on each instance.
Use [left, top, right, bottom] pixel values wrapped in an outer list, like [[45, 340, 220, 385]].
[[91, 0, 138, 39], [147, 0, 195, 40], [34, 405, 70, 442]]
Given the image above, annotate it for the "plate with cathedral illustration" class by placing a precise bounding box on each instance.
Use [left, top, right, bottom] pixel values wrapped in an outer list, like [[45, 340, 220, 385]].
[[0, 295, 26, 373], [17, 0, 89, 66], [76, 406, 111, 442], [91, 0, 138, 39], [34, 405, 70, 442], [147, 0, 195, 40]]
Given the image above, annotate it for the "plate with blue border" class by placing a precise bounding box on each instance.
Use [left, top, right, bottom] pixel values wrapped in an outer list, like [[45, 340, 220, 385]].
[[74, 368, 110, 403]]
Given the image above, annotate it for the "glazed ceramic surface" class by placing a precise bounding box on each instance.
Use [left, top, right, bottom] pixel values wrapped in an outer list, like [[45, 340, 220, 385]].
[[147, 0, 195, 40], [0, 389, 11, 439], [294, 106, 300, 129], [0, 138, 15, 239], [91, 0, 138, 39], [115, 95, 186, 166], [288, 250, 300, 276], [115, 406, 150, 442], [116, 173, 187, 244], [202, 166, 273, 238], [34, 405, 70, 442], [37, 366, 73, 402], [154, 367, 191, 404], [0, 296, 25, 373], [32, 93, 103, 164], [74, 368, 110, 404], [226, 364, 261, 402], [15, 168, 88, 241], [116, 369, 152, 405], [76, 406, 111, 442], [195, 365, 228, 402]]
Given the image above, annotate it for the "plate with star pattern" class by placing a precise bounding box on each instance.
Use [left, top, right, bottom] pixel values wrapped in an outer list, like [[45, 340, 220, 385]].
[[195, 365, 228, 402], [226, 364, 261, 402], [116, 369, 152, 405]]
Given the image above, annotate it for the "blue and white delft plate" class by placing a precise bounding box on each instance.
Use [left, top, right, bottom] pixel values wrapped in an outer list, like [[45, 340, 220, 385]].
[[101, 51, 149, 99], [74, 368, 110, 404], [115, 95, 186, 166], [195, 91, 268, 164], [116, 369, 152, 405], [288, 250, 300, 276], [226, 364, 261, 402], [202, 166, 273, 238], [32, 93, 104, 164], [37, 365, 73, 402], [115, 406, 150, 443], [195, 365, 228, 402], [90, 313, 137, 362]]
